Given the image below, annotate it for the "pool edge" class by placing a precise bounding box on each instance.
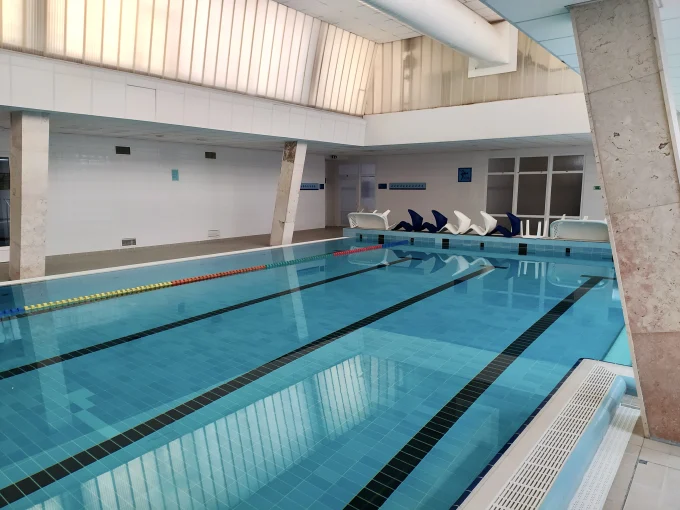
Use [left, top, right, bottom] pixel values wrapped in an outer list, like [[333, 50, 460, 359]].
[[0, 236, 348, 288]]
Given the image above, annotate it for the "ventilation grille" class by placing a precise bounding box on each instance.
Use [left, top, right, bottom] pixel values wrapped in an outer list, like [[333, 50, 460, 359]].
[[489, 365, 617, 510], [389, 182, 426, 190], [569, 403, 639, 510], [205, 151, 216, 159], [121, 238, 136, 247], [207, 230, 220, 238], [115, 146, 131, 155]]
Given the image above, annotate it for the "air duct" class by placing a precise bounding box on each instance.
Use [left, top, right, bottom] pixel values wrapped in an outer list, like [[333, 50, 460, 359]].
[[362, 0, 517, 74]]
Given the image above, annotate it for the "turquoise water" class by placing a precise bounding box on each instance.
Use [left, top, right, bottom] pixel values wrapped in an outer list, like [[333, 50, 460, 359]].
[[604, 327, 632, 366], [0, 239, 625, 509]]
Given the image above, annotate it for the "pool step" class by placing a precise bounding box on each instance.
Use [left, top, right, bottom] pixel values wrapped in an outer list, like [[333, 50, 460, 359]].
[[568, 398, 639, 510]]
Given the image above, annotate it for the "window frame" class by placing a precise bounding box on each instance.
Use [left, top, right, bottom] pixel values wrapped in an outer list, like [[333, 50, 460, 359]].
[[486, 153, 585, 232]]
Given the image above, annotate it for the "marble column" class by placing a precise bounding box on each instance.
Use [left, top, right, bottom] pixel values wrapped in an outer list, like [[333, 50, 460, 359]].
[[281, 246, 309, 342], [9, 112, 49, 280], [270, 141, 307, 246], [572, 0, 680, 442]]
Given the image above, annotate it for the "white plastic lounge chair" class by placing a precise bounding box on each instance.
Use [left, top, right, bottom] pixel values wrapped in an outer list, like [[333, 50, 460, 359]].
[[549, 218, 609, 242], [348, 247, 389, 267], [439, 210, 472, 235], [444, 255, 493, 278], [469, 211, 497, 236], [521, 219, 548, 239], [347, 210, 395, 230]]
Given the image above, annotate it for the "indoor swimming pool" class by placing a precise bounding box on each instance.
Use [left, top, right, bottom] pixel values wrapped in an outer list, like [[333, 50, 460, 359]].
[[0, 238, 626, 510]]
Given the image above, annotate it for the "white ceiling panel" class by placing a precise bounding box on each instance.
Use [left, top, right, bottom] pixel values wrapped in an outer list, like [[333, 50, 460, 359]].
[[274, 0, 420, 43], [20, 111, 591, 157], [481, 0, 680, 109], [540, 36, 577, 58], [458, 0, 504, 22], [275, 0, 504, 43]]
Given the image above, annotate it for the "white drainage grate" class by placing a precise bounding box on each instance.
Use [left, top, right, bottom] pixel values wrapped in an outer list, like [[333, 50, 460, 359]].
[[489, 365, 618, 510], [568, 403, 639, 510]]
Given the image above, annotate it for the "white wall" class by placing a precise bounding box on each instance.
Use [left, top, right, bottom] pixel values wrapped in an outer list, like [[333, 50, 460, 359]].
[[0, 50, 366, 146], [364, 94, 590, 146], [348, 145, 604, 227], [295, 155, 326, 231], [0, 132, 325, 256], [0, 50, 593, 151]]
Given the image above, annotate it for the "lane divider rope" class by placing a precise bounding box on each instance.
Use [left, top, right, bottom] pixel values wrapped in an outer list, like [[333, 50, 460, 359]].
[[2, 240, 409, 320]]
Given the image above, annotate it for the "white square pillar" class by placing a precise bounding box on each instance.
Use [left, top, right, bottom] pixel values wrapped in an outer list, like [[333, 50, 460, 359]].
[[9, 111, 49, 280], [270, 141, 307, 246]]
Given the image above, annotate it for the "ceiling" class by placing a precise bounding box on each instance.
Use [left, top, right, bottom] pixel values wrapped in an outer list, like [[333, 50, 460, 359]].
[[274, 0, 420, 43], [480, 0, 680, 109], [4, 111, 591, 157], [274, 0, 503, 44], [458, 0, 504, 23]]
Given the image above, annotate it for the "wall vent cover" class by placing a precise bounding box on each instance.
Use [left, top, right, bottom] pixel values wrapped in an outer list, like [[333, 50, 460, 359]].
[[208, 230, 220, 238], [389, 182, 426, 190], [489, 365, 617, 510], [122, 238, 136, 247], [115, 146, 131, 155], [205, 151, 216, 159]]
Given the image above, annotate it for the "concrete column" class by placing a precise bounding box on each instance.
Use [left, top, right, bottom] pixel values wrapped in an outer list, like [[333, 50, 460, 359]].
[[9, 111, 49, 280], [270, 141, 307, 246], [572, 0, 680, 442]]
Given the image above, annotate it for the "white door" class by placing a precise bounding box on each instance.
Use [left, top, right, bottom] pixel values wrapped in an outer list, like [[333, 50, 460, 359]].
[[340, 184, 357, 226], [339, 164, 359, 226]]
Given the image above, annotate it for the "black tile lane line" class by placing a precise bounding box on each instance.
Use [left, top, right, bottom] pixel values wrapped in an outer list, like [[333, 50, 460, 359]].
[[449, 358, 585, 509], [0, 265, 495, 507], [344, 276, 605, 510], [581, 274, 616, 280], [0, 258, 412, 382]]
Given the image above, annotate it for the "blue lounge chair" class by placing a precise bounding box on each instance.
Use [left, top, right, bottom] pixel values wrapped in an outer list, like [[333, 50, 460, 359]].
[[492, 212, 521, 238], [422, 210, 448, 233], [392, 209, 425, 232]]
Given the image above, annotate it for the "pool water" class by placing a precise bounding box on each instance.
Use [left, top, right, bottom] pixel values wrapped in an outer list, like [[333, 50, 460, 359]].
[[0, 239, 625, 509]]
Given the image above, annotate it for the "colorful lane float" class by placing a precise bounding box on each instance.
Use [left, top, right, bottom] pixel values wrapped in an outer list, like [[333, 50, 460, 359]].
[[3, 240, 409, 320]]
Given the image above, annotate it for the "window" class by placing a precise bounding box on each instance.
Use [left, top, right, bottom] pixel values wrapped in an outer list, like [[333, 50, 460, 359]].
[[486, 154, 584, 235], [0, 158, 9, 247], [488, 158, 515, 173], [486, 174, 514, 213]]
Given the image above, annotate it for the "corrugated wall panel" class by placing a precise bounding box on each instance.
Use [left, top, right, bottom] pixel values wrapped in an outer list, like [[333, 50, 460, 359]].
[[1, 0, 375, 116], [365, 32, 583, 114], [135, 0, 154, 74], [118, 0, 138, 70]]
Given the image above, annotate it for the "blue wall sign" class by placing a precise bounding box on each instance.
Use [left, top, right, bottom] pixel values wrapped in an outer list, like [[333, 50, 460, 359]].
[[458, 168, 472, 182], [171, 169, 179, 181], [300, 183, 320, 190]]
